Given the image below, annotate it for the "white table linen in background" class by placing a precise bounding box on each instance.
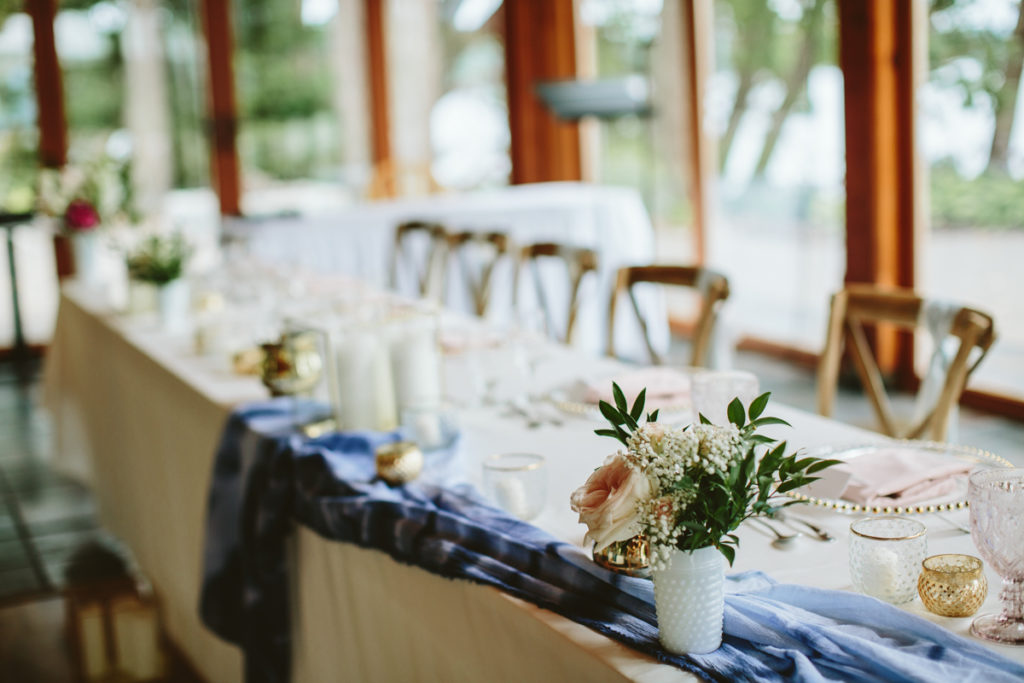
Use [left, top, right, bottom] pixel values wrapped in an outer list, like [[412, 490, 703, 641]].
[[224, 182, 668, 360], [42, 285, 1024, 683]]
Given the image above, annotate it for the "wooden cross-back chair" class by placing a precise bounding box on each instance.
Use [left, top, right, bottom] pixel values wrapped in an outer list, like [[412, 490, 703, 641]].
[[445, 230, 511, 316], [514, 242, 598, 344], [817, 284, 996, 442], [389, 220, 448, 298], [607, 265, 730, 366]]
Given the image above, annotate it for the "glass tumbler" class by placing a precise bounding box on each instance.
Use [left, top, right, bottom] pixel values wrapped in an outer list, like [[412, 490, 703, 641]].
[[482, 453, 547, 521], [849, 516, 927, 604]]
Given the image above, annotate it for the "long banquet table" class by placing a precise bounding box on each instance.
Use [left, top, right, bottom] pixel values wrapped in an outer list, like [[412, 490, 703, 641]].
[[43, 283, 1024, 682]]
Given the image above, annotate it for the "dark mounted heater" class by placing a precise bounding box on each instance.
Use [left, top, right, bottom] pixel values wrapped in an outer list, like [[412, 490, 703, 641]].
[[535, 76, 652, 120]]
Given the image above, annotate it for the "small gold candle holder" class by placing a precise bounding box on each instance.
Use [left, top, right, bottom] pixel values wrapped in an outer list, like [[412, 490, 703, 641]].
[[917, 554, 988, 618], [592, 535, 651, 578], [375, 441, 424, 485]]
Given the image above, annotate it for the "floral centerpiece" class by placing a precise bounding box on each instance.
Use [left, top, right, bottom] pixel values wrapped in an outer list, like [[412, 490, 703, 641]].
[[126, 233, 192, 330], [37, 155, 135, 283], [570, 383, 838, 654], [126, 234, 191, 286], [37, 156, 134, 234]]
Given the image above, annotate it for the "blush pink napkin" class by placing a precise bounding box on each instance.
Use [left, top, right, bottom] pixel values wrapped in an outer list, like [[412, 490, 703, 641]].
[[583, 367, 691, 407], [828, 449, 973, 506]]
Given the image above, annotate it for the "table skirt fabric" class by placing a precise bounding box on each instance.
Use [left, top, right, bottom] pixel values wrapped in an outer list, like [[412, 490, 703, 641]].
[[203, 401, 1024, 683]]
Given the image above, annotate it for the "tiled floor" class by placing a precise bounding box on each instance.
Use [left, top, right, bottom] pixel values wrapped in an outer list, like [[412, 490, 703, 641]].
[[0, 359, 103, 605]]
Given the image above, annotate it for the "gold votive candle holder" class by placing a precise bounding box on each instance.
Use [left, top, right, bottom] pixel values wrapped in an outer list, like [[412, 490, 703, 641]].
[[917, 554, 988, 618], [375, 441, 424, 485], [592, 535, 651, 578]]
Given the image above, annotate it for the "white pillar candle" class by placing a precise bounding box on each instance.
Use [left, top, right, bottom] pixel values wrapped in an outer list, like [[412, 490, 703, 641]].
[[390, 315, 442, 411], [334, 327, 397, 431], [494, 476, 529, 519]]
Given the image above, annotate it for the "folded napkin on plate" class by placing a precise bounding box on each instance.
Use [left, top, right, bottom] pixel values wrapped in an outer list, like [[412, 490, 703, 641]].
[[202, 402, 1024, 683], [815, 448, 973, 506], [582, 366, 691, 406]]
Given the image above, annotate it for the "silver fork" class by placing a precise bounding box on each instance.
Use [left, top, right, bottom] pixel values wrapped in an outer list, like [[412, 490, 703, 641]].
[[774, 510, 836, 542]]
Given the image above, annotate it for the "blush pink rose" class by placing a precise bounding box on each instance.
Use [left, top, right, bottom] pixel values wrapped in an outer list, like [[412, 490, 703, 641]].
[[570, 454, 651, 551], [64, 199, 100, 231]]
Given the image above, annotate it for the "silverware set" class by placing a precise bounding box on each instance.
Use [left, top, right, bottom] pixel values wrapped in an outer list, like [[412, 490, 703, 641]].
[[750, 511, 836, 549]]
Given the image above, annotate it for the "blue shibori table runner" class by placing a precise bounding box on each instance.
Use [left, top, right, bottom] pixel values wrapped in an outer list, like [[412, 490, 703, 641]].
[[200, 401, 1024, 683]]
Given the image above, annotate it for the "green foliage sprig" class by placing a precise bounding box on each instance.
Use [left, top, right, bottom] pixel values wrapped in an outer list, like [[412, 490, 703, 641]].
[[593, 382, 659, 445], [126, 234, 191, 286]]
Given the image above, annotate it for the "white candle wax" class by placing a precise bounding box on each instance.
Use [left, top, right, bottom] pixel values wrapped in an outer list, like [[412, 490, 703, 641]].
[[390, 318, 442, 411], [334, 328, 397, 431]]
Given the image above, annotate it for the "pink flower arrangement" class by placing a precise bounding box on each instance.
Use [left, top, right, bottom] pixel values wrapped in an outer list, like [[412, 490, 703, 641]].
[[570, 453, 652, 551], [64, 198, 101, 232]]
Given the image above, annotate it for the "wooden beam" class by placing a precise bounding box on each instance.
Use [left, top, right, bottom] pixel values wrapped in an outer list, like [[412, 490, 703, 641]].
[[200, 0, 241, 216], [28, 0, 66, 168], [365, 0, 390, 166], [682, 0, 711, 264], [838, 0, 915, 374], [504, 0, 581, 184]]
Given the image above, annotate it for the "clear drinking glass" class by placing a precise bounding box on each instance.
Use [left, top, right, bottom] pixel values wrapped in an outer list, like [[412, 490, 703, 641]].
[[482, 453, 547, 521], [690, 370, 760, 425], [968, 468, 1024, 645], [849, 516, 928, 604]]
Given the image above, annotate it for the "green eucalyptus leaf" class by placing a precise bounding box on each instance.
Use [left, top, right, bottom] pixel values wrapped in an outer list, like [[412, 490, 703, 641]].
[[612, 382, 628, 414], [748, 392, 771, 420], [699, 413, 712, 425], [630, 388, 646, 421], [747, 416, 792, 430], [806, 459, 843, 474], [599, 401, 624, 425], [647, 409, 660, 422], [727, 398, 745, 427]]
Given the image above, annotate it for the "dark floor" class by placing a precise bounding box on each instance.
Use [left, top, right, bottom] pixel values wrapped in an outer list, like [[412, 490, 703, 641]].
[[0, 359, 103, 605]]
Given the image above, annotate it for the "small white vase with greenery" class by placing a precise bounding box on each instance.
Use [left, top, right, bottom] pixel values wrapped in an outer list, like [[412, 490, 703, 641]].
[[126, 234, 191, 331]]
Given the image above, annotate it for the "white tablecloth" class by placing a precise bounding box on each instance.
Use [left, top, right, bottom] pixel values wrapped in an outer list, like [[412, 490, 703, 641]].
[[42, 285, 1024, 682], [226, 182, 667, 360]]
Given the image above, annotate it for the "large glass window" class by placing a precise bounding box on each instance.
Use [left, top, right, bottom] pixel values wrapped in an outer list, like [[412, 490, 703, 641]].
[[707, 0, 845, 351], [575, 0, 697, 263], [233, 0, 348, 213], [921, 0, 1024, 400], [0, 9, 43, 348], [387, 0, 510, 194]]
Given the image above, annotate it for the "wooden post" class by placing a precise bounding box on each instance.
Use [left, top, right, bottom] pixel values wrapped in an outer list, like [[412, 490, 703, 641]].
[[683, 0, 712, 264], [838, 0, 916, 375], [28, 0, 67, 168], [200, 0, 241, 216], [504, 0, 581, 184], [365, 0, 391, 168]]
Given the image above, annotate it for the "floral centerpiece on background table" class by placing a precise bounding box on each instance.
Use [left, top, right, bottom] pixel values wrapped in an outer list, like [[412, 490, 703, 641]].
[[126, 233, 192, 330], [570, 383, 838, 654], [37, 155, 136, 282]]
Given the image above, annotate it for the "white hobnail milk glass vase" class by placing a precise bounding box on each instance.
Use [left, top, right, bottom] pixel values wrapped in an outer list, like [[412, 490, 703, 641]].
[[71, 231, 102, 285], [651, 546, 725, 654]]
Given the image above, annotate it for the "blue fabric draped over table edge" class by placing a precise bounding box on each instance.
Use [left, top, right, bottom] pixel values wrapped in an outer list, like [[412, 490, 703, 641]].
[[200, 401, 1024, 683]]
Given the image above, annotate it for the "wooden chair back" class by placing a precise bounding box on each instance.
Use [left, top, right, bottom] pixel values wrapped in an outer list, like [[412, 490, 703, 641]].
[[389, 220, 448, 298], [816, 284, 996, 441], [366, 159, 441, 199], [445, 231, 511, 316], [515, 243, 598, 344], [607, 265, 730, 366]]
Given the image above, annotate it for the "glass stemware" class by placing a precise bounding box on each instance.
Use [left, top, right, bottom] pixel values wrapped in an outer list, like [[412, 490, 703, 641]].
[[968, 468, 1024, 645]]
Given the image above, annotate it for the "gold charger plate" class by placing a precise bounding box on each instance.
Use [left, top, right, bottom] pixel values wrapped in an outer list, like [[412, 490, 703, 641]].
[[788, 440, 1013, 515]]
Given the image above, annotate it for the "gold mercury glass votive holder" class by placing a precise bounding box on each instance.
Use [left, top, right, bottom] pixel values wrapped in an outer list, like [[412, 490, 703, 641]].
[[375, 441, 424, 485], [917, 554, 988, 617], [593, 536, 651, 578]]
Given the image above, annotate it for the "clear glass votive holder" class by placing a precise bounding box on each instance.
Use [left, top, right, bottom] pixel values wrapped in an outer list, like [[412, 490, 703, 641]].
[[482, 453, 547, 521], [690, 370, 760, 426], [917, 554, 988, 617], [849, 516, 928, 605], [401, 403, 458, 452]]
